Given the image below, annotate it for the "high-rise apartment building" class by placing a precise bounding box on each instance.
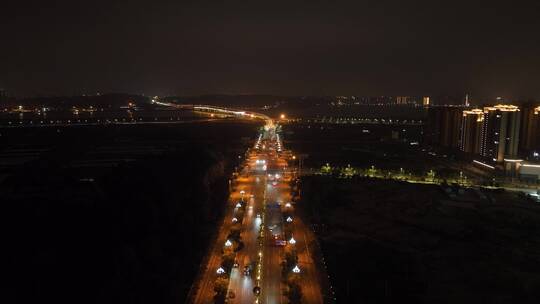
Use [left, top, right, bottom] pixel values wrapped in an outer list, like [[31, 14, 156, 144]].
[[520, 104, 540, 158], [425, 107, 462, 148], [480, 105, 521, 163], [460, 109, 484, 154], [396, 96, 408, 105]]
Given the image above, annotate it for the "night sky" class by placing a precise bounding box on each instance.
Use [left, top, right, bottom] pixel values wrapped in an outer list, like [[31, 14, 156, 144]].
[[2, 1, 540, 98]]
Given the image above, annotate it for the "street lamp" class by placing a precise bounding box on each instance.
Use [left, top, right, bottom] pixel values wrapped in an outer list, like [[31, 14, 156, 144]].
[[232, 217, 238, 223], [289, 237, 296, 244], [286, 216, 293, 223], [292, 265, 301, 273], [225, 239, 232, 247], [216, 267, 225, 274]]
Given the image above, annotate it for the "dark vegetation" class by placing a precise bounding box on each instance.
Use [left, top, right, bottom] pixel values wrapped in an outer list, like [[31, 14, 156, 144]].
[[284, 123, 425, 168], [299, 176, 540, 303], [2, 149, 226, 304], [0, 122, 258, 304]]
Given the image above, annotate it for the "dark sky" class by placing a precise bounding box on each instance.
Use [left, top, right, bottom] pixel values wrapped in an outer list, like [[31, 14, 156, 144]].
[[2, 0, 540, 99]]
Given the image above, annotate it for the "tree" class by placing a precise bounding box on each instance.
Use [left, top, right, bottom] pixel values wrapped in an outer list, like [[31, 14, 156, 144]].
[[222, 253, 235, 272], [287, 282, 302, 304], [321, 163, 333, 175], [214, 276, 228, 296]]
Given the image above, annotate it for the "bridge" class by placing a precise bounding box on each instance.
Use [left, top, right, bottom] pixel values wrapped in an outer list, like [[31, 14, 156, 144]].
[[153, 100, 274, 128]]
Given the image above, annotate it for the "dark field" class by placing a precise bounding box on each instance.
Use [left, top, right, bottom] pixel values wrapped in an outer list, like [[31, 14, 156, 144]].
[[283, 122, 443, 173], [1, 121, 260, 304], [298, 176, 540, 304]]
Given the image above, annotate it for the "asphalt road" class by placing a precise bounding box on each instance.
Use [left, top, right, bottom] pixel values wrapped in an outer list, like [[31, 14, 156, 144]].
[[192, 124, 323, 304]]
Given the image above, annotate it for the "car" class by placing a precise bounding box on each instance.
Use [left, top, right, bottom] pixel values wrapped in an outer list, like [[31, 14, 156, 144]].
[[243, 265, 251, 276], [275, 240, 287, 246]]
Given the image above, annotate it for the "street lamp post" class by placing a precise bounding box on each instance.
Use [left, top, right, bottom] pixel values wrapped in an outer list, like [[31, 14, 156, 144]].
[[289, 236, 296, 245]]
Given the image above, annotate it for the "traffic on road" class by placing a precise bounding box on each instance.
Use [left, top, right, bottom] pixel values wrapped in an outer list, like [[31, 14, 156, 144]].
[[192, 121, 323, 304]]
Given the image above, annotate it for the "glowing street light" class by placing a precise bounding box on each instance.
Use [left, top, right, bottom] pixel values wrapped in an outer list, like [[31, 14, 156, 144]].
[[225, 239, 232, 247], [286, 216, 293, 223], [285, 203, 291, 208], [232, 217, 238, 223], [280, 114, 286, 119], [236, 203, 242, 208], [289, 237, 296, 244], [292, 265, 301, 273], [240, 190, 245, 195], [216, 267, 225, 274]]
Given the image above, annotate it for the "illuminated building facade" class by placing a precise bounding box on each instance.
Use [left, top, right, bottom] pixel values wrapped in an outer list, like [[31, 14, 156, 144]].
[[423, 96, 430, 106], [519, 104, 540, 159], [460, 109, 483, 154], [396, 96, 408, 105], [480, 105, 521, 163]]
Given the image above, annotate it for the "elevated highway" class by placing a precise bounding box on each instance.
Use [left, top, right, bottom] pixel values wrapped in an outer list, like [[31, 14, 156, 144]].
[[153, 101, 274, 128]]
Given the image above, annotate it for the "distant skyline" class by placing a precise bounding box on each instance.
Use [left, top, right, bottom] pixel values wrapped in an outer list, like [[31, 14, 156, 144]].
[[2, 1, 540, 99]]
